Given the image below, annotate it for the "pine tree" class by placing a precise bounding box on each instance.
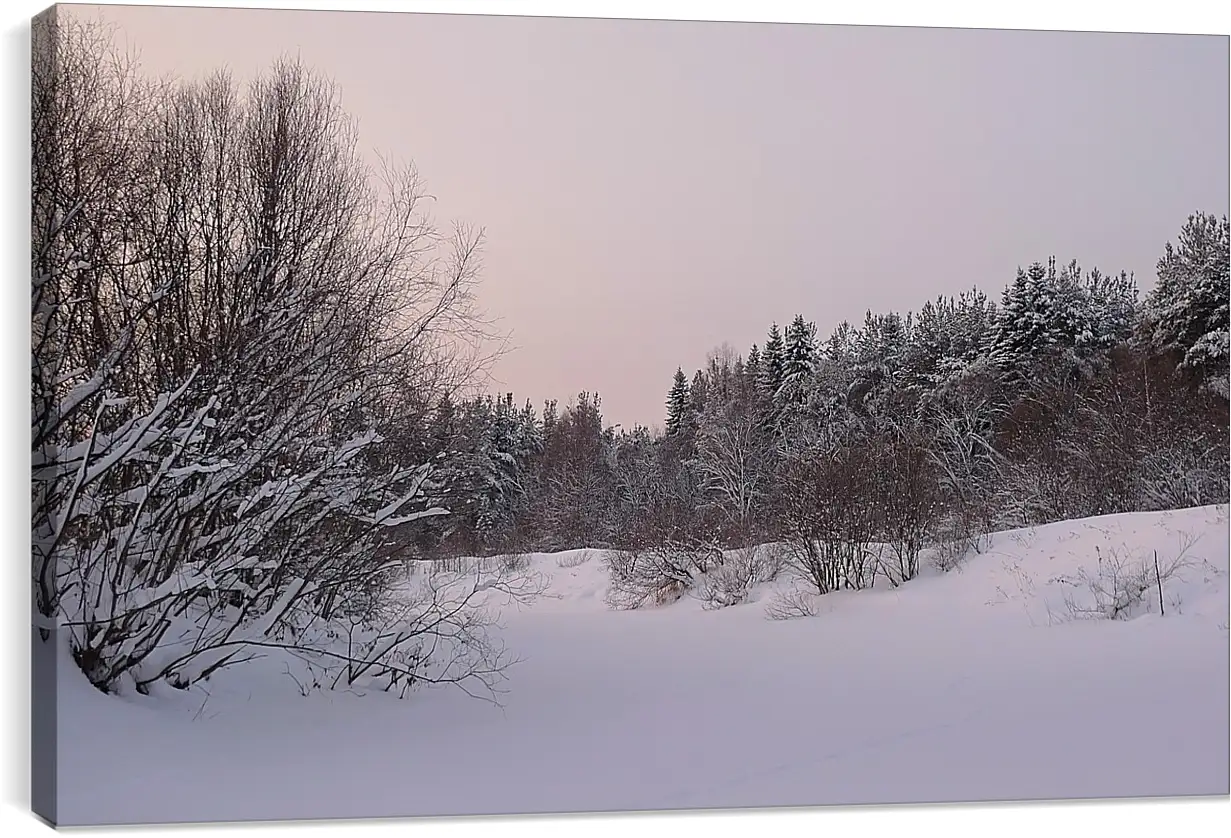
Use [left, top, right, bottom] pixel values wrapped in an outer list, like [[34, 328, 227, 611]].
[[782, 315, 819, 385], [665, 367, 692, 436], [691, 368, 709, 416], [745, 343, 761, 384], [988, 259, 1077, 372], [848, 310, 911, 413], [952, 288, 997, 365], [777, 314, 818, 411], [430, 393, 460, 452], [875, 311, 909, 375], [742, 343, 763, 411], [1054, 259, 1103, 353], [542, 398, 559, 447], [854, 310, 888, 376], [1141, 212, 1230, 390], [823, 320, 856, 365], [760, 323, 786, 401], [901, 296, 953, 391], [472, 393, 533, 540], [1076, 267, 1138, 353]]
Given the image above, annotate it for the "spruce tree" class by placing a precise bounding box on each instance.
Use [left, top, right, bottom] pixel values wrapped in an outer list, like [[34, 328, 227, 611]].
[[743, 343, 763, 412], [989, 260, 1068, 372], [902, 296, 952, 390], [691, 368, 709, 416], [760, 323, 786, 400], [953, 288, 997, 365], [783, 315, 819, 384], [1085, 268, 1138, 352], [745, 343, 761, 385], [665, 367, 692, 436], [778, 314, 819, 412], [823, 320, 856, 364]]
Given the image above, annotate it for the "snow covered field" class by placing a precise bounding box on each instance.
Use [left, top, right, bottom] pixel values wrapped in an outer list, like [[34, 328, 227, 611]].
[[54, 505, 1229, 826]]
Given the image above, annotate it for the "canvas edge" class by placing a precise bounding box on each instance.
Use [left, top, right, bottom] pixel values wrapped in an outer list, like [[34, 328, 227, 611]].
[[30, 2, 61, 829]]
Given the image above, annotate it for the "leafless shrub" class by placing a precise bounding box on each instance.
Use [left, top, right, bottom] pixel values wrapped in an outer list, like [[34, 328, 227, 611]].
[[995, 460, 1070, 529], [930, 538, 969, 574], [1136, 437, 1229, 512], [777, 442, 878, 594], [1057, 537, 1199, 622], [257, 560, 545, 702], [652, 579, 688, 607], [602, 540, 724, 610], [693, 545, 759, 610], [764, 588, 819, 621], [928, 513, 988, 572], [872, 422, 943, 587], [556, 550, 592, 569], [500, 552, 532, 572], [782, 535, 877, 595], [602, 550, 670, 610], [750, 542, 788, 583]]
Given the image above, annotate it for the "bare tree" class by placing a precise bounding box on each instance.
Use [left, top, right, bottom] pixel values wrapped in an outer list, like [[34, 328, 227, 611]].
[[693, 401, 770, 541], [922, 391, 1005, 563], [32, 13, 168, 630], [32, 17, 519, 699]]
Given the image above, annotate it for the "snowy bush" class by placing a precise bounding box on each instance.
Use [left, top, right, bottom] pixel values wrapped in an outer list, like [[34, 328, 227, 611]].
[[1136, 436, 1229, 512], [871, 423, 942, 586], [603, 540, 724, 610], [750, 542, 789, 583], [776, 440, 879, 594], [556, 550, 593, 569], [1056, 540, 1198, 622], [500, 552, 532, 572], [693, 545, 757, 610], [927, 516, 985, 573], [272, 559, 544, 699], [764, 588, 819, 621]]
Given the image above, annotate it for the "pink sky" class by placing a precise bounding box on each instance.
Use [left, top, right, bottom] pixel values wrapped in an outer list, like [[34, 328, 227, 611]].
[[76, 4, 1230, 430]]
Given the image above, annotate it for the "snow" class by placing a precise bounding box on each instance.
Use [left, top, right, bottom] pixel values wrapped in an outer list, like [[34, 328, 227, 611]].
[[53, 505, 1229, 826]]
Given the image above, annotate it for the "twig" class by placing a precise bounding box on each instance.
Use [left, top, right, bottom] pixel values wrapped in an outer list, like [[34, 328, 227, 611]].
[[1154, 550, 1165, 617]]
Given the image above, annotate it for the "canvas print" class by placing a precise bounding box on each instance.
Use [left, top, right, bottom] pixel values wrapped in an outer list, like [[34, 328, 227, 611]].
[[30, 2, 1230, 828]]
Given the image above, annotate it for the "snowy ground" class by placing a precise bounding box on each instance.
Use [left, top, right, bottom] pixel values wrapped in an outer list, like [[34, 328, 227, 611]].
[[54, 506, 1230, 826]]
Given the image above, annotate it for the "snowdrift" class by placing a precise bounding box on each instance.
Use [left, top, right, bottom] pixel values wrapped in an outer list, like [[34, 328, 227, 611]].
[[52, 505, 1229, 825]]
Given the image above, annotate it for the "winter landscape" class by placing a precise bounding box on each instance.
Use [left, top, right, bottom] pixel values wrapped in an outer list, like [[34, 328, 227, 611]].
[[31, 6, 1230, 829]]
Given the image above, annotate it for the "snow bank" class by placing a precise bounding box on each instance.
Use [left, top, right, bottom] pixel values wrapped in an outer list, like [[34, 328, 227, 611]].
[[52, 505, 1229, 825]]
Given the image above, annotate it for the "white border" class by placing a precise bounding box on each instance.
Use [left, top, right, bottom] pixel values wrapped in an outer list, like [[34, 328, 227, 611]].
[[3, 2, 1228, 837]]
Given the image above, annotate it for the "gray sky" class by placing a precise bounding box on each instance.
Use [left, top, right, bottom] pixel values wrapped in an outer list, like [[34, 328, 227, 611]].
[[79, 4, 1229, 431]]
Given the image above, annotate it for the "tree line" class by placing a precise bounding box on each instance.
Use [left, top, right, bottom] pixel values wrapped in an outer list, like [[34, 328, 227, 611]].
[[411, 214, 1228, 602]]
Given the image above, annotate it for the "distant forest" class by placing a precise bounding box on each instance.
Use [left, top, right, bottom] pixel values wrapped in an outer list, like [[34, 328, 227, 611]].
[[410, 214, 1229, 574]]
